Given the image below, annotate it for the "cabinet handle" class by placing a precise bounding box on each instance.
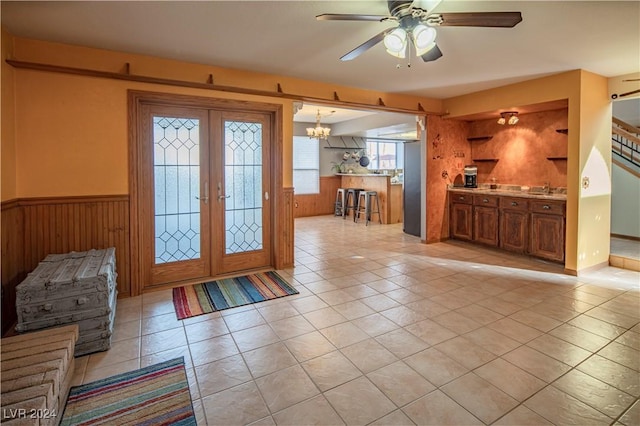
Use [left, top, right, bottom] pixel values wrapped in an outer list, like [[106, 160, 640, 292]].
[[459, 196, 465, 201], [543, 205, 551, 210], [511, 202, 518, 206], [483, 198, 489, 203]]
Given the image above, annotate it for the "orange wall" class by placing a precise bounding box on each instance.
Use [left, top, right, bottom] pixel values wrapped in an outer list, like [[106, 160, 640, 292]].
[[468, 109, 568, 188], [425, 115, 470, 242], [8, 36, 442, 198], [1, 29, 17, 201]]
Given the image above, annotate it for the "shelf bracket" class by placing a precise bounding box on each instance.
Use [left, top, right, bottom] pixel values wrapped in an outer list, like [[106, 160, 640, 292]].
[[207, 74, 214, 85], [277, 83, 283, 93], [333, 91, 341, 101]]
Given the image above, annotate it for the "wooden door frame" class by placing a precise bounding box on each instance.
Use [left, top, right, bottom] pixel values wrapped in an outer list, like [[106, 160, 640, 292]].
[[128, 90, 283, 296]]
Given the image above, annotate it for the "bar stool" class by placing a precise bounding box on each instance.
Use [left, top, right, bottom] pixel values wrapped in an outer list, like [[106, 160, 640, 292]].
[[355, 191, 382, 226], [334, 188, 346, 216], [343, 188, 364, 220]]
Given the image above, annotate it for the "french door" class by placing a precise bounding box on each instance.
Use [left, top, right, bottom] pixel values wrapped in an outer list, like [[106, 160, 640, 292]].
[[140, 104, 272, 287]]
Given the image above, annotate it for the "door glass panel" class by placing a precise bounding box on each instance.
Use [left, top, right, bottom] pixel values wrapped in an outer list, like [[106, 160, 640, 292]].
[[153, 116, 201, 264], [224, 121, 263, 254]]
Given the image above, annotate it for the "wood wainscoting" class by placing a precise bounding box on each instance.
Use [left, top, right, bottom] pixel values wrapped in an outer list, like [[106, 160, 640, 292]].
[[1, 195, 130, 335], [294, 176, 342, 218], [2, 200, 24, 336]]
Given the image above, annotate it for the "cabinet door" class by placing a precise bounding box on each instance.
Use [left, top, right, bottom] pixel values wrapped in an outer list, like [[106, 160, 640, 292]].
[[500, 210, 528, 253], [531, 213, 565, 261], [450, 203, 473, 241], [473, 206, 499, 246]]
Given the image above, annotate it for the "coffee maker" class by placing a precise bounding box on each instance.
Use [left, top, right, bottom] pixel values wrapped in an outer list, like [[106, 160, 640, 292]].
[[464, 165, 478, 188]]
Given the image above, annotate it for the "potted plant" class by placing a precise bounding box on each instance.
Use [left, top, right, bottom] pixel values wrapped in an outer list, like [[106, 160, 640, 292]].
[[331, 161, 345, 174]]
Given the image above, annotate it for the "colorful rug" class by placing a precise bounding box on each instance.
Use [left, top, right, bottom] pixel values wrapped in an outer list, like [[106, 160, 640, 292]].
[[172, 271, 298, 320], [61, 358, 195, 426]]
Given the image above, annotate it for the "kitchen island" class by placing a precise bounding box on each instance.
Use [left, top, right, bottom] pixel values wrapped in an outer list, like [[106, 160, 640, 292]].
[[337, 174, 403, 224]]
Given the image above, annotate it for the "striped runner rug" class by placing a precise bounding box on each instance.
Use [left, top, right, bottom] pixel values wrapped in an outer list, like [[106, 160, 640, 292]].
[[172, 271, 298, 320], [61, 357, 195, 426]]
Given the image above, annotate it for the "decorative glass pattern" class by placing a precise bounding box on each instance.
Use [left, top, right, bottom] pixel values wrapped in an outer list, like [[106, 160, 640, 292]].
[[153, 116, 201, 264], [224, 121, 263, 254]]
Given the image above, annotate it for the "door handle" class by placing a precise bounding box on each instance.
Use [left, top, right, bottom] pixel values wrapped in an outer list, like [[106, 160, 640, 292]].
[[217, 182, 230, 202], [196, 181, 209, 204]]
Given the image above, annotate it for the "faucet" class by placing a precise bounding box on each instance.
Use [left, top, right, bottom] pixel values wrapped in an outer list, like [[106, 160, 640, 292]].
[[543, 181, 550, 194]]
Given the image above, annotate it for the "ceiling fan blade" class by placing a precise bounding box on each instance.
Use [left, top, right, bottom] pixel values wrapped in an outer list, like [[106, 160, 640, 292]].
[[420, 44, 443, 62], [428, 12, 522, 27], [340, 29, 389, 61], [316, 13, 388, 22]]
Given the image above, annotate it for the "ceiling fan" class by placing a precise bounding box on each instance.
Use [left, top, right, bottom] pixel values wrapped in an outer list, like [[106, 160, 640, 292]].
[[317, 0, 522, 63]]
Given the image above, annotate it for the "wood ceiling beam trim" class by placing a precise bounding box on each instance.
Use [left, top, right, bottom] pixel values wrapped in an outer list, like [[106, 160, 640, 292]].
[[6, 59, 438, 115]]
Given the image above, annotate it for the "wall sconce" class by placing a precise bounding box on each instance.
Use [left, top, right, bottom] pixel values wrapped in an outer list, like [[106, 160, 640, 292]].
[[497, 111, 519, 125]]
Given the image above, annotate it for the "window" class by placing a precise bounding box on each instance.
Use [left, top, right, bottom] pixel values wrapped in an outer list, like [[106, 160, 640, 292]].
[[293, 136, 319, 194], [366, 140, 405, 170]]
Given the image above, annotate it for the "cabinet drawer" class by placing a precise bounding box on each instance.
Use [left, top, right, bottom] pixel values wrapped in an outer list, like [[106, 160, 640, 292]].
[[500, 197, 529, 211], [473, 195, 499, 207], [530, 200, 565, 215], [450, 193, 473, 204]]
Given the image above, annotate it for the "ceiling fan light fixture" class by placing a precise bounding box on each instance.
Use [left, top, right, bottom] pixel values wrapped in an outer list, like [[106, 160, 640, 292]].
[[306, 109, 331, 140], [383, 27, 407, 53], [413, 24, 437, 50]]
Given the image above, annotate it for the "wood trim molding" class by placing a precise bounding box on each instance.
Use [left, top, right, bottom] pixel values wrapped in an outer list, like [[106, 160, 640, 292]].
[[7, 59, 437, 115], [1, 199, 19, 211], [276, 187, 295, 269], [17, 194, 129, 205], [565, 260, 608, 277], [611, 233, 640, 242]]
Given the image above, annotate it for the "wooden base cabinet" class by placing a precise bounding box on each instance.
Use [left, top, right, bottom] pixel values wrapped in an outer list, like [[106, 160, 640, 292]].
[[450, 194, 473, 241], [473, 206, 499, 247], [500, 197, 529, 254], [450, 191, 566, 263]]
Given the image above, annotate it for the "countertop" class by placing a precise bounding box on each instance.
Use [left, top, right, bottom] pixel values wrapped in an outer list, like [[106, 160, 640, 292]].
[[335, 173, 391, 177], [448, 186, 567, 201]]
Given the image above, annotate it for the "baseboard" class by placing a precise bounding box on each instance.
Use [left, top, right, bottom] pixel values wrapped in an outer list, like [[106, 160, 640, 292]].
[[609, 254, 640, 272], [611, 233, 640, 242], [565, 260, 609, 276]]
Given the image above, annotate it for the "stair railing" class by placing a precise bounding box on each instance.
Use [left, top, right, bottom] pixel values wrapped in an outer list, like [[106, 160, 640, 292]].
[[612, 117, 640, 169]]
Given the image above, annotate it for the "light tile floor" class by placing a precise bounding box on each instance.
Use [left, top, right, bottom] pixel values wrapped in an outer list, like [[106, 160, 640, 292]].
[[73, 216, 640, 425]]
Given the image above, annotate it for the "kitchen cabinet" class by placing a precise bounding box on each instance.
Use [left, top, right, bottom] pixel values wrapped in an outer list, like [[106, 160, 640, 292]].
[[449, 193, 472, 241], [449, 189, 566, 262], [500, 197, 529, 253], [473, 195, 499, 247], [530, 200, 566, 262]]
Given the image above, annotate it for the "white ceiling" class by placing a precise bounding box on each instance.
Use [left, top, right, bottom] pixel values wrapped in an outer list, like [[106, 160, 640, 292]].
[[1, 1, 638, 133]]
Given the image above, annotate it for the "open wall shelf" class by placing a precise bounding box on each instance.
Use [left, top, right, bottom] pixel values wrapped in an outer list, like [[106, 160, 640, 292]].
[[467, 136, 493, 142]]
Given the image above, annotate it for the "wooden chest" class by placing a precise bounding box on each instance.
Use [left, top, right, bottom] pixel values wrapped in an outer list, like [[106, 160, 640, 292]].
[[15, 248, 118, 357]]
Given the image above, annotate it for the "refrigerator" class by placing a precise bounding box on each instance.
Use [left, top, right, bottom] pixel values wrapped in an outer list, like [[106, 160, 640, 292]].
[[403, 141, 421, 237]]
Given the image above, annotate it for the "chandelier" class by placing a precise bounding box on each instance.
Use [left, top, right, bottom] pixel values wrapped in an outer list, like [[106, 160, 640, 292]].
[[307, 109, 331, 140]]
